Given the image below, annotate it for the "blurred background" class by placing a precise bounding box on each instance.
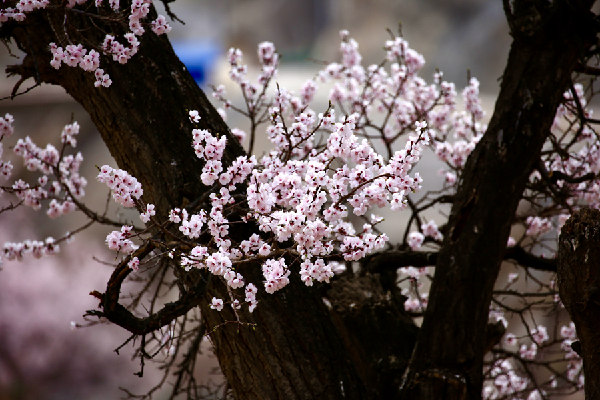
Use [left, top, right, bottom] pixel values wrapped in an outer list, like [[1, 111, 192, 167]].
[[0, 1, 513, 399], [166, 0, 511, 92]]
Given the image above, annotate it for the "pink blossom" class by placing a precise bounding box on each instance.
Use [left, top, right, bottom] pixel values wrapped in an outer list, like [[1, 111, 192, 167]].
[[408, 231, 425, 250], [210, 297, 224, 312], [262, 258, 290, 294], [97, 165, 143, 207], [128, 257, 140, 271], [532, 325, 549, 345], [421, 220, 443, 240], [189, 110, 200, 123], [150, 15, 171, 35], [561, 322, 577, 341], [140, 203, 155, 223], [105, 226, 138, 254]]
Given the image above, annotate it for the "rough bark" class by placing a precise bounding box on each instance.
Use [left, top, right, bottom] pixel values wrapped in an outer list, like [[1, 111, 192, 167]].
[[327, 274, 419, 399], [558, 209, 600, 400], [399, 1, 597, 399], [199, 263, 369, 400]]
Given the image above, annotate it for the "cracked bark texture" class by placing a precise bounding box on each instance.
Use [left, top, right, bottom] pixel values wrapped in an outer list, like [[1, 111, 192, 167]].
[[558, 209, 600, 400]]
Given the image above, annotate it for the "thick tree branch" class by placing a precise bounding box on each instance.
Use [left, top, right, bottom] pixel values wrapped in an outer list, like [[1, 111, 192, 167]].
[[362, 246, 556, 276], [575, 62, 600, 75], [504, 246, 556, 272], [362, 250, 438, 274], [88, 242, 207, 336]]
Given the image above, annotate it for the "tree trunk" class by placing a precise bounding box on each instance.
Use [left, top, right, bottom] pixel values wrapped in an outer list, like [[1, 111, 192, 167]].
[[558, 209, 600, 400], [3, 4, 369, 399], [399, 1, 597, 399]]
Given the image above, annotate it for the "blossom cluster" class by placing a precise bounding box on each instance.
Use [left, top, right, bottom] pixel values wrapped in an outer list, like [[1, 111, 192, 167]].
[[3, 237, 60, 261], [99, 99, 431, 313], [431, 77, 485, 184], [11, 123, 86, 216], [140, 203, 155, 223], [408, 220, 443, 251], [96, 165, 143, 207], [561, 322, 583, 385], [483, 320, 583, 400], [4, 0, 173, 88], [105, 225, 138, 254], [479, 80, 595, 399], [0, 119, 87, 265], [0, 113, 15, 139], [101, 32, 478, 316]]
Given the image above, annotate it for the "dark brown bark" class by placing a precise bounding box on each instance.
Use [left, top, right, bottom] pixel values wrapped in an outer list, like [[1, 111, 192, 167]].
[[558, 209, 600, 400], [199, 264, 370, 400], [399, 1, 597, 399], [327, 274, 419, 399]]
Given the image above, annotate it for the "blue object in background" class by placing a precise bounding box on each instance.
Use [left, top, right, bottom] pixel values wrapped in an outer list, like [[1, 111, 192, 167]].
[[172, 40, 221, 86]]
